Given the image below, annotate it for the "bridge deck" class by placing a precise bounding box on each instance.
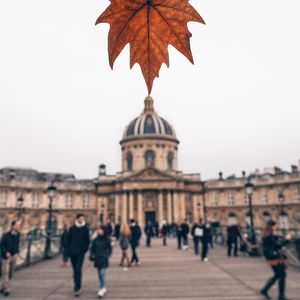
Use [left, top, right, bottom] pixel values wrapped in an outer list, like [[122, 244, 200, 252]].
[[8, 238, 300, 300]]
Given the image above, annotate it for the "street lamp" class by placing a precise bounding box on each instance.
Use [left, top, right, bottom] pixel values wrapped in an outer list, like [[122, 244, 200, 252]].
[[44, 182, 57, 259], [197, 203, 201, 221], [278, 190, 289, 235], [100, 204, 105, 224], [16, 194, 24, 219], [245, 180, 259, 256]]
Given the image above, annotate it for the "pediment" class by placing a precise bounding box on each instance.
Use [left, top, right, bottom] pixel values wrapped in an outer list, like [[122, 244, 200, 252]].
[[123, 168, 178, 182]]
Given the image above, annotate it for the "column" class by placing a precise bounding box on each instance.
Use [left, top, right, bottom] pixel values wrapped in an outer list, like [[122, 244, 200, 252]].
[[137, 191, 144, 228], [115, 193, 120, 224], [121, 192, 127, 224], [129, 191, 134, 220], [173, 191, 180, 223], [158, 191, 163, 225], [180, 192, 186, 220], [192, 194, 198, 223], [167, 191, 172, 224], [103, 196, 108, 224]]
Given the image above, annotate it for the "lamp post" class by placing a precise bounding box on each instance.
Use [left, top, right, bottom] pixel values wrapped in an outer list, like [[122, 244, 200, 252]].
[[197, 203, 201, 221], [100, 204, 105, 224], [44, 182, 57, 259], [245, 180, 258, 256], [16, 194, 24, 219], [201, 182, 207, 222], [278, 190, 289, 235]]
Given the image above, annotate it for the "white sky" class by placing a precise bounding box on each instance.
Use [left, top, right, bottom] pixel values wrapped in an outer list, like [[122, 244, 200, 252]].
[[0, 0, 299, 180]]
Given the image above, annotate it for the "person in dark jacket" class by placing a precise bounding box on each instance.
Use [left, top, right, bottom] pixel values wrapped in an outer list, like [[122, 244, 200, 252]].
[[181, 220, 190, 250], [67, 214, 90, 297], [104, 219, 113, 237], [200, 220, 209, 261], [0, 220, 20, 296], [90, 225, 112, 298], [191, 221, 203, 255], [176, 222, 183, 249], [154, 221, 159, 238], [161, 220, 169, 246], [114, 223, 120, 240], [60, 224, 69, 267], [206, 223, 213, 248], [129, 219, 141, 266], [260, 220, 292, 300], [227, 224, 242, 257], [144, 221, 153, 247]]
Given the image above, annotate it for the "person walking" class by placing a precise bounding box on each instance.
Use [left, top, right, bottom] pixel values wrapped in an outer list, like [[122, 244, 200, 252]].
[[104, 219, 113, 238], [260, 220, 292, 300], [129, 219, 141, 266], [0, 220, 20, 297], [60, 224, 69, 267], [144, 221, 153, 248], [67, 214, 90, 297], [191, 221, 203, 255], [199, 220, 209, 261], [90, 225, 112, 298], [227, 224, 242, 257], [161, 220, 168, 246], [119, 223, 131, 270], [181, 220, 190, 250], [176, 222, 183, 249], [114, 223, 120, 241], [206, 223, 213, 248]]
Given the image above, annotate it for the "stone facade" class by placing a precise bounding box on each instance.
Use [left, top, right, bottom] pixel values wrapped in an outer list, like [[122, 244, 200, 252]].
[[0, 96, 300, 233], [205, 168, 300, 230]]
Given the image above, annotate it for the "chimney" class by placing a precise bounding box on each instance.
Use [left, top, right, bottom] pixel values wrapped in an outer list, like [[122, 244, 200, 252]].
[[219, 172, 223, 180], [99, 164, 106, 176], [291, 165, 298, 173]]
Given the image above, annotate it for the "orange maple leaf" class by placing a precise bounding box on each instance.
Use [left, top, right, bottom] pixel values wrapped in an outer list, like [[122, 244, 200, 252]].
[[96, 0, 205, 94]]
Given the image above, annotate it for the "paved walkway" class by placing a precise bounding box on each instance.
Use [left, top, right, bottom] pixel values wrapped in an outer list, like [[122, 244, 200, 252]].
[[6, 238, 300, 300]]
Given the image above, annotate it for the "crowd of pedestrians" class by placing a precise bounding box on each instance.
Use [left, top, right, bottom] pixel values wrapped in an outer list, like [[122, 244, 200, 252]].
[[0, 215, 294, 299]]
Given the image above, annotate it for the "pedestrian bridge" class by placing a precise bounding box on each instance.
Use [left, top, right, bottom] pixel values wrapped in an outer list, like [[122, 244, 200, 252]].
[[8, 239, 300, 300]]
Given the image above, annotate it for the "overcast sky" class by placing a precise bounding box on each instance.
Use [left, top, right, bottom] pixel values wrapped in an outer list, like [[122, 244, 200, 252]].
[[0, 0, 299, 180]]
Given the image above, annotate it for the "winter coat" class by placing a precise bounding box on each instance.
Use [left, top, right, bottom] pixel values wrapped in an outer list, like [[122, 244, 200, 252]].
[[67, 224, 90, 256], [144, 224, 153, 236], [105, 224, 113, 237], [114, 224, 120, 239], [181, 223, 190, 236], [60, 229, 69, 249], [161, 224, 169, 236], [130, 224, 141, 247], [90, 235, 112, 269], [119, 234, 129, 251], [227, 225, 241, 243], [0, 231, 20, 259]]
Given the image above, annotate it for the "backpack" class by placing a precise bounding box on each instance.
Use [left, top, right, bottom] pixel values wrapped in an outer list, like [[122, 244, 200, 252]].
[[263, 238, 280, 260]]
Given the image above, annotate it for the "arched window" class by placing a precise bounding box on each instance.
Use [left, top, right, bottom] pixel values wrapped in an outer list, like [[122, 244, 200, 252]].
[[167, 152, 174, 170], [144, 116, 156, 134], [127, 152, 133, 171], [145, 150, 155, 168], [262, 211, 271, 222], [228, 212, 237, 225]]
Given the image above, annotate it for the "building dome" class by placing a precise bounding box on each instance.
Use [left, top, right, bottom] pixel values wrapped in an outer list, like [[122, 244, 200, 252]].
[[121, 96, 178, 143]]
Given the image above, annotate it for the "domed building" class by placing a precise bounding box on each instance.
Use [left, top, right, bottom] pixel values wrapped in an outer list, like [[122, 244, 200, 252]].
[[96, 96, 204, 227]]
